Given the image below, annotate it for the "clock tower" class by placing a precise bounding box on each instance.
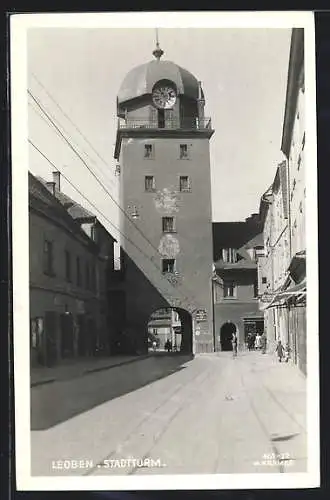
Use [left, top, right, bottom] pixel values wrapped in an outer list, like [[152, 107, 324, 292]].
[[114, 40, 215, 354]]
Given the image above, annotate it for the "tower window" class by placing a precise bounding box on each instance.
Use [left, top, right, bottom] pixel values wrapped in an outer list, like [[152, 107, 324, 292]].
[[162, 259, 175, 273], [262, 277, 267, 284], [162, 217, 176, 233], [179, 144, 189, 159], [179, 176, 191, 192], [145, 176, 155, 192], [144, 144, 154, 159]]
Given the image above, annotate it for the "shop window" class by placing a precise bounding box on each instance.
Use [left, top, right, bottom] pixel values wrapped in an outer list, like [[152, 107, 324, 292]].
[[85, 262, 90, 289], [76, 256, 82, 286], [179, 176, 191, 192], [253, 280, 258, 297], [65, 250, 72, 282], [222, 248, 237, 263]]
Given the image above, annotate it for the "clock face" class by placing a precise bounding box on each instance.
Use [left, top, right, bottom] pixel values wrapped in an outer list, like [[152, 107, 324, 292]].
[[152, 85, 177, 109]]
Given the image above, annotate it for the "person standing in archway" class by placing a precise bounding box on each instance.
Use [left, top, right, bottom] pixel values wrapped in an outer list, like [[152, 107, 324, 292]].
[[231, 332, 238, 358]]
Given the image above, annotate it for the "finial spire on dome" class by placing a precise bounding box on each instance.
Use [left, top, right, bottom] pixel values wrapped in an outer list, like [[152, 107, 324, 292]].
[[152, 28, 164, 61]]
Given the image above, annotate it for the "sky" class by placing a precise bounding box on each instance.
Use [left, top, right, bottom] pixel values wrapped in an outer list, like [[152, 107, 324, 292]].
[[27, 25, 292, 239]]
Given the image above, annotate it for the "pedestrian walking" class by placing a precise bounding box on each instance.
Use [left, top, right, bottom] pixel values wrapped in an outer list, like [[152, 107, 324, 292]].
[[255, 333, 262, 350], [152, 340, 157, 352], [261, 333, 267, 354], [284, 343, 291, 363], [275, 340, 285, 362], [231, 332, 238, 358], [165, 339, 172, 353]]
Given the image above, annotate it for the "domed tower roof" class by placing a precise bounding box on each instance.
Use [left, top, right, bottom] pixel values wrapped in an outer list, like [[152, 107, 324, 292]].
[[118, 59, 202, 105]]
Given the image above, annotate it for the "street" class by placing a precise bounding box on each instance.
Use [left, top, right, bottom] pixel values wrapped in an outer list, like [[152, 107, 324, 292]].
[[31, 351, 307, 476]]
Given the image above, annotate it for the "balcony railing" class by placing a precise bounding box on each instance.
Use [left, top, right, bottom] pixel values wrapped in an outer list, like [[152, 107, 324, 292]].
[[118, 117, 212, 131]]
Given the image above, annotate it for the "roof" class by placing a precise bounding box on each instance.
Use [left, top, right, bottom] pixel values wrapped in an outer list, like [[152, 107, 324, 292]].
[[36, 175, 116, 241], [29, 173, 98, 249], [212, 220, 262, 262], [36, 177, 96, 220], [118, 59, 201, 105]]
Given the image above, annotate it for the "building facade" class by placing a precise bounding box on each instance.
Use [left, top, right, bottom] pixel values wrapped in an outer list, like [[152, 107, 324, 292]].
[[113, 43, 215, 354], [147, 308, 181, 351], [258, 162, 291, 351], [29, 172, 116, 367], [212, 217, 264, 351], [258, 28, 306, 374]]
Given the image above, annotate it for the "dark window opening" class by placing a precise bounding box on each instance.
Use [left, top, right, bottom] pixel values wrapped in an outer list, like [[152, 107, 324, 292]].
[[262, 277, 267, 284], [144, 144, 153, 158], [179, 176, 191, 192], [162, 259, 175, 273], [158, 109, 165, 128], [162, 216, 175, 233]]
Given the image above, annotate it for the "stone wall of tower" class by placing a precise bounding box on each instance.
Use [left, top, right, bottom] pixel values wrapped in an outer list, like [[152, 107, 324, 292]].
[[117, 133, 214, 354]]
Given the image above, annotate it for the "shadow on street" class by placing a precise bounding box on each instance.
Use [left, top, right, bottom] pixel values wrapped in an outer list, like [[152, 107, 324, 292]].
[[31, 353, 193, 431]]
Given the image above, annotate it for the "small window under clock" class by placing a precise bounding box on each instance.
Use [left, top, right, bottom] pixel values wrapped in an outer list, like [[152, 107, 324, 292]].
[[144, 144, 154, 159], [180, 144, 189, 159]]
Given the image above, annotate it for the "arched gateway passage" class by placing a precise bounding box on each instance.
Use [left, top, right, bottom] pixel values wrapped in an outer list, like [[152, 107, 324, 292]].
[[147, 307, 193, 354], [220, 322, 237, 351]]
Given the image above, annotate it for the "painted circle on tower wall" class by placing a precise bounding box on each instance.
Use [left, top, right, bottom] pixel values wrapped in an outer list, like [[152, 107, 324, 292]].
[[158, 234, 180, 258], [154, 188, 180, 213]]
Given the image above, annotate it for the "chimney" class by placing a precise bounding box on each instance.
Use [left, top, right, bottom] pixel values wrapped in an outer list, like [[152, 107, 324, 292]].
[[52, 171, 60, 191], [46, 181, 56, 196]]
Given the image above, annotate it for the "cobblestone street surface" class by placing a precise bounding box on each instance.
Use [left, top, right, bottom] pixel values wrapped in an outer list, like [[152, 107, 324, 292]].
[[31, 351, 306, 476]]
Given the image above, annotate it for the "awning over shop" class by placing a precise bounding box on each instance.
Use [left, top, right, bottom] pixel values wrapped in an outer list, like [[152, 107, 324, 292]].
[[260, 278, 306, 310], [288, 251, 306, 284]]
